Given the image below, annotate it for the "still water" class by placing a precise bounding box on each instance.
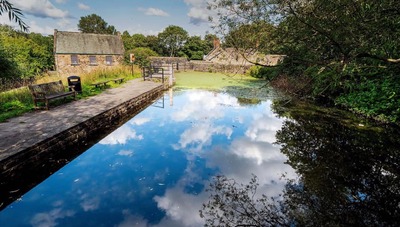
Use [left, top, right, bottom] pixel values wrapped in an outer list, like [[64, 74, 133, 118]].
[[0, 87, 399, 226]]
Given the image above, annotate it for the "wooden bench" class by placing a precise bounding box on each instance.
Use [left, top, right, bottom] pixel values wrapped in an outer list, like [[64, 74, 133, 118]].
[[28, 80, 76, 110], [91, 80, 110, 88], [111, 78, 124, 83]]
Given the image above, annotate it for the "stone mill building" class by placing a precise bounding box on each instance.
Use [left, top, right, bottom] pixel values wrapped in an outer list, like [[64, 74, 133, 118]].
[[53, 30, 125, 75]]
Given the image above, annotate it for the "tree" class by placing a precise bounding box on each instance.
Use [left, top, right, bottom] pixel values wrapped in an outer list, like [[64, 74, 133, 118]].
[[0, 25, 53, 78], [158, 25, 188, 57], [182, 35, 215, 60], [78, 14, 117, 34], [0, 0, 28, 32], [145, 35, 163, 55], [208, 0, 400, 121], [125, 47, 158, 68]]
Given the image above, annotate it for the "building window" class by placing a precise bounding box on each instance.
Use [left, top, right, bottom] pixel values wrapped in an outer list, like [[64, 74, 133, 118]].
[[89, 56, 97, 65], [106, 56, 113, 66], [71, 55, 79, 65]]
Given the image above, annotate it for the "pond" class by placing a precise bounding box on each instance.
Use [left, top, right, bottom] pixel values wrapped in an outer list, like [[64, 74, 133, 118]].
[[0, 76, 399, 226]]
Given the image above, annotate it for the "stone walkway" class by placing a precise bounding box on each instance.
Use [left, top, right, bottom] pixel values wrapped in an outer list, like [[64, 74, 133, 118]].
[[0, 78, 163, 162]]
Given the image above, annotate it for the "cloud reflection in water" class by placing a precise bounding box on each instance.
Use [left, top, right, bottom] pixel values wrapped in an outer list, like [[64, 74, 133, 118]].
[[0, 90, 295, 227]]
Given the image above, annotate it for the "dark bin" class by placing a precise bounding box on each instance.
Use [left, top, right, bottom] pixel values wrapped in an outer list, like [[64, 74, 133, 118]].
[[67, 75, 82, 93]]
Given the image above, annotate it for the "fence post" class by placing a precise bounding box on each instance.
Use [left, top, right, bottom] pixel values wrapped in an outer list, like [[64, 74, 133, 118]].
[[169, 64, 173, 87]]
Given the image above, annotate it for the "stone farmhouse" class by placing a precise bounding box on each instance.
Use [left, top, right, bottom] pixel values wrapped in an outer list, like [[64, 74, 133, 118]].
[[204, 39, 285, 66], [54, 30, 125, 75]]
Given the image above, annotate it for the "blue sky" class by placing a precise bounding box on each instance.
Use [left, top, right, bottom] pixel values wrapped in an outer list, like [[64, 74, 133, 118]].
[[1, 0, 215, 37]]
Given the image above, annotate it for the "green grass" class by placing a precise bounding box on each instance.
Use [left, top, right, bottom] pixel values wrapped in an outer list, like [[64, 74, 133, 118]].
[[0, 87, 34, 122], [0, 66, 141, 122], [174, 71, 262, 90]]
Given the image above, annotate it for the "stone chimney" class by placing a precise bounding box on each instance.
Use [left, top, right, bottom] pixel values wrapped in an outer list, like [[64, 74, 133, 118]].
[[213, 38, 220, 49]]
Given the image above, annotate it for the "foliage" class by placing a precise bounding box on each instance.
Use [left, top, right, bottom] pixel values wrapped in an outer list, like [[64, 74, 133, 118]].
[[0, 25, 54, 80], [182, 35, 213, 60], [273, 101, 400, 226], [200, 175, 289, 226], [125, 47, 158, 68], [248, 65, 279, 81], [336, 75, 400, 122], [208, 0, 400, 122], [0, 44, 20, 79], [121, 31, 149, 51], [0, 0, 28, 32], [78, 14, 117, 34], [158, 25, 189, 57]]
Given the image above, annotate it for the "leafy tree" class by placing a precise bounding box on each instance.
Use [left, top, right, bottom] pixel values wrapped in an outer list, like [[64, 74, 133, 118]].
[[27, 33, 54, 69], [158, 25, 188, 57], [204, 33, 218, 50], [131, 34, 148, 48], [182, 35, 214, 60], [125, 47, 158, 68], [78, 14, 117, 34], [208, 0, 400, 121], [145, 35, 163, 55], [0, 45, 20, 79], [0, 0, 28, 32], [121, 31, 134, 51], [0, 25, 53, 78]]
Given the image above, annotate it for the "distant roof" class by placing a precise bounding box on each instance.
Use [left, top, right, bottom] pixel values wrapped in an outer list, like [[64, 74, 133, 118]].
[[54, 30, 124, 55]]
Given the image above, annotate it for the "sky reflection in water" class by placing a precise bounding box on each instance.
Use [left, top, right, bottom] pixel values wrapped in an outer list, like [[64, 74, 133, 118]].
[[0, 89, 295, 227]]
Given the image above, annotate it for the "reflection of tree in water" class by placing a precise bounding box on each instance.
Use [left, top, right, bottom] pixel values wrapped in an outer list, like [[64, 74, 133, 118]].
[[201, 101, 400, 226], [200, 175, 291, 226], [277, 106, 400, 226]]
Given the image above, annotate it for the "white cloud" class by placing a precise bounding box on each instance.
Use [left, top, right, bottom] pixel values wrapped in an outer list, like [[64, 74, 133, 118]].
[[10, 0, 70, 19], [56, 18, 71, 27], [130, 117, 151, 126], [30, 208, 75, 227], [117, 150, 134, 157], [184, 0, 213, 25], [99, 125, 143, 145], [26, 20, 54, 34], [171, 91, 239, 122], [175, 123, 232, 152], [55, 0, 67, 3], [78, 3, 90, 10], [154, 186, 207, 227], [80, 194, 100, 212], [117, 210, 148, 227], [139, 7, 169, 17]]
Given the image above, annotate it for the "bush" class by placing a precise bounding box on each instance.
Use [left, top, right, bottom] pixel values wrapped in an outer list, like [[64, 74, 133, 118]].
[[248, 65, 279, 81]]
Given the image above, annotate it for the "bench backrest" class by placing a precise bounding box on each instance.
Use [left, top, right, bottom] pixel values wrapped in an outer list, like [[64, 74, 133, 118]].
[[28, 80, 65, 95]]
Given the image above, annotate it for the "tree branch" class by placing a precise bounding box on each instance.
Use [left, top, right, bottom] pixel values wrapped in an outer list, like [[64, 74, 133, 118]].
[[355, 53, 400, 64]]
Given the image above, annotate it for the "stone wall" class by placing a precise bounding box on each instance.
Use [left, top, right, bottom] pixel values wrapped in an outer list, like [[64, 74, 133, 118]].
[[189, 61, 253, 74], [149, 57, 188, 65], [0, 85, 164, 209], [55, 54, 124, 75]]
